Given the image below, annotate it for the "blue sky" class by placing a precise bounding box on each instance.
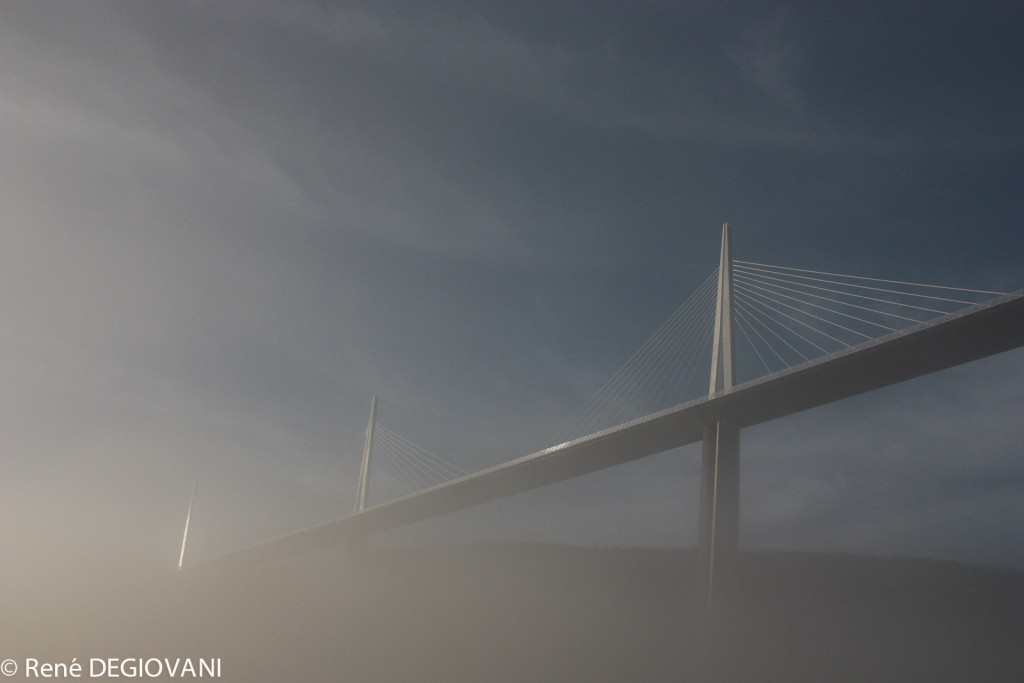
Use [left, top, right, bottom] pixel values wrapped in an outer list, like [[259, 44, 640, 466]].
[[2, 1, 1023, 589]]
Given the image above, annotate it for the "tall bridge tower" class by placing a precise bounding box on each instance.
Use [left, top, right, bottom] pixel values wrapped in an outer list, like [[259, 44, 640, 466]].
[[355, 395, 377, 514], [697, 223, 740, 605]]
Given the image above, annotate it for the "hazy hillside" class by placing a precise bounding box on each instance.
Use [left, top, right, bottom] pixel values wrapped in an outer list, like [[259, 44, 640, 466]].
[[4, 544, 1022, 682]]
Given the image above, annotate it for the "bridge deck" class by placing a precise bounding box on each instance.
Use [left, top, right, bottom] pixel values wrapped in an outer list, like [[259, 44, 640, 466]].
[[201, 290, 1024, 570]]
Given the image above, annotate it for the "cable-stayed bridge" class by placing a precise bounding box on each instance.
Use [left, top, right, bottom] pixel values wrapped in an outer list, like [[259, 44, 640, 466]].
[[194, 226, 1024, 603]]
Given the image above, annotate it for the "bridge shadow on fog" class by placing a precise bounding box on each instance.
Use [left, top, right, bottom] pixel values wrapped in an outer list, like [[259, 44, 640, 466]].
[[7, 544, 1023, 682]]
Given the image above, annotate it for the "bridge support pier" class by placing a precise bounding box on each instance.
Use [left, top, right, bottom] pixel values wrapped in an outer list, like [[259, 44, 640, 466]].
[[697, 420, 739, 606]]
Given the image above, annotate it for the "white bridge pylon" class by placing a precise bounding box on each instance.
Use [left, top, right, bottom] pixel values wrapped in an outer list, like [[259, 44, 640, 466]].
[[699, 223, 740, 605], [355, 396, 377, 514]]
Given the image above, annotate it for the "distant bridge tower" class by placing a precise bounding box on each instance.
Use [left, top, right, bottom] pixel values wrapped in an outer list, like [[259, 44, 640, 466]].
[[355, 395, 377, 513], [697, 223, 740, 605]]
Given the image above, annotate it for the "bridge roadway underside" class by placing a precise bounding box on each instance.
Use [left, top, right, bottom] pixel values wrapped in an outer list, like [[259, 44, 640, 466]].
[[202, 291, 1024, 571]]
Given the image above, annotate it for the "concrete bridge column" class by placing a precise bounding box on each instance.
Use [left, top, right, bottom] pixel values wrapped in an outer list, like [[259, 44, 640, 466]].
[[697, 420, 740, 605]]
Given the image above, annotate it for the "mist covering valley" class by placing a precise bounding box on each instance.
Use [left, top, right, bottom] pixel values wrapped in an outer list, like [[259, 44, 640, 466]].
[[4, 543, 1022, 682]]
